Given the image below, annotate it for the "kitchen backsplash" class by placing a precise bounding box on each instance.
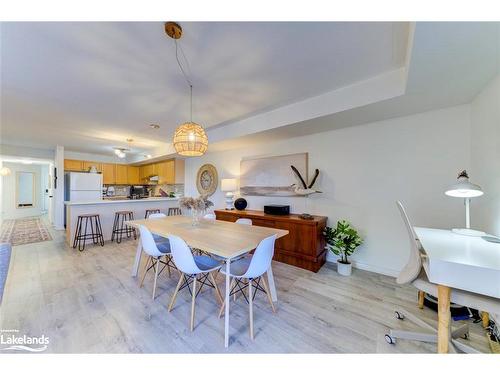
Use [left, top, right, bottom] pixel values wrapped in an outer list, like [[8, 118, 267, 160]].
[[152, 184, 184, 197]]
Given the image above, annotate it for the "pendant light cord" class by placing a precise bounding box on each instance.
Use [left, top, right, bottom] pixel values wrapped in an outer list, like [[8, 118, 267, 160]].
[[174, 39, 194, 122]]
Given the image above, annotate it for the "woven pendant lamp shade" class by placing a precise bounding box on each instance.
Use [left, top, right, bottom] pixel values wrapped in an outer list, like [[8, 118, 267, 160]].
[[173, 121, 208, 156]]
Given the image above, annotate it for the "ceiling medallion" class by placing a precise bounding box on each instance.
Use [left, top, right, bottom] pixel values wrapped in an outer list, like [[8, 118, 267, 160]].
[[165, 21, 208, 157]]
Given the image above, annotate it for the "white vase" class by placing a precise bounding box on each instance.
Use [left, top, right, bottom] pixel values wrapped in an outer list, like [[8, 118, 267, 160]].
[[337, 261, 352, 276]]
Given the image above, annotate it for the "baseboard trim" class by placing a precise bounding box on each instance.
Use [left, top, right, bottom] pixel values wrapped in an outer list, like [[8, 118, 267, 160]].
[[325, 255, 399, 277], [349, 260, 399, 277]]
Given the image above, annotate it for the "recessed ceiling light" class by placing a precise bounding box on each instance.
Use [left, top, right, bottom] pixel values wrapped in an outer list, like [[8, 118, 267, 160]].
[[150, 124, 160, 129], [144, 154, 152, 159]]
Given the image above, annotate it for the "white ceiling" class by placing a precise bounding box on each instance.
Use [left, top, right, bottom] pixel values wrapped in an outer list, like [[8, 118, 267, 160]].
[[0, 22, 409, 155]]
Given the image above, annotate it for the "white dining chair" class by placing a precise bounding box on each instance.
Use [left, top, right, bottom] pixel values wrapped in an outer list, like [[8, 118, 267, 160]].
[[386, 201, 500, 353], [218, 234, 277, 340], [0, 243, 12, 306], [235, 218, 252, 225], [147, 212, 169, 244], [203, 213, 216, 220], [138, 225, 176, 300], [167, 234, 224, 331]]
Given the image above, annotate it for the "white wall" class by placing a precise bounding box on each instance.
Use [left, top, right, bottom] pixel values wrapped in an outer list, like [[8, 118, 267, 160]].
[[64, 151, 128, 164], [471, 74, 500, 236], [185, 105, 471, 276], [53, 146, 65, 230], [1, 162, 43, 219]]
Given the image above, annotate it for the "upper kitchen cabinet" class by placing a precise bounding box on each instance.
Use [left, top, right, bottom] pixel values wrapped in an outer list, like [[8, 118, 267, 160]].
[[64, 159, 84, 171], [101, 163, 116, 185], [139, 164, 151, 180], [127, 166, 140, 185], [82, 161, 102, 172], [157, 160, 174, 184], [115, 164, 128, 185]]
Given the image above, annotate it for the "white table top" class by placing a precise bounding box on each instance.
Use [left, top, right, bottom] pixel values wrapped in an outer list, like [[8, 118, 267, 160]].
[[414, 227, 500, 298]]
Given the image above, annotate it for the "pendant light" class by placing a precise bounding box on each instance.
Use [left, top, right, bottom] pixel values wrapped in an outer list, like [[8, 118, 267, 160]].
[[165, 22, 208, 157]]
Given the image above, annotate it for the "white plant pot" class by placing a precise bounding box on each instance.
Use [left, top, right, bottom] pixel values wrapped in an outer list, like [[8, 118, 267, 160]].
[[337, 261, 352, 276]]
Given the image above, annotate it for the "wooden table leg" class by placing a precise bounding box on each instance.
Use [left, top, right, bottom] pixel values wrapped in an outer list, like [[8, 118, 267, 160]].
[[266, 264, 278, 302], [437, 284, 451, 353], [131, 238, 143, 277], [224, 259, 231, 348]]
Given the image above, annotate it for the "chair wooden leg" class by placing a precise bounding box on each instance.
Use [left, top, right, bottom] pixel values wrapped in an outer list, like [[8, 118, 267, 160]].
[[260, 275, 276, 313], [418, 291, 425, 309], [139, 257, 151, 288], [190, 276, 197, 332], [168, 273, 184, 312], [249, 279, 254, 340], [152, 258, 160, 300], [482, 312, 490, 328], [209, 272, 223, 305], [167, 256, 172, 278], [218, 278, 235, 318]]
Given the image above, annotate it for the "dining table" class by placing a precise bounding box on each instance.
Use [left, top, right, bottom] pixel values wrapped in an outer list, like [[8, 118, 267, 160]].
[[126, 215, 289, 347]]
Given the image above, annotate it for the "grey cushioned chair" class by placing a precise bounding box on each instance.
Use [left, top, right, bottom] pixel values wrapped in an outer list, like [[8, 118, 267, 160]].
[[387, 201, 500, 353], [0, 243, 12, 306]]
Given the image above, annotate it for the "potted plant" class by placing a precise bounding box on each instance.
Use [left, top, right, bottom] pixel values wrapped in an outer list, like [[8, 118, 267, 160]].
[[324, 220, 363, 276]]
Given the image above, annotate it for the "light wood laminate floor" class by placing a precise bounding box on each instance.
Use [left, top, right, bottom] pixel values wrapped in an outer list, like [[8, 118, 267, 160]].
[[0, 223, 489, 353]]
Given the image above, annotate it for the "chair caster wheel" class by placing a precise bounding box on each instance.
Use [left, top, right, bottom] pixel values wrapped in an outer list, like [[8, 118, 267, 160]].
[[385, 334, 396, 344], [395, 311, 405, 320]]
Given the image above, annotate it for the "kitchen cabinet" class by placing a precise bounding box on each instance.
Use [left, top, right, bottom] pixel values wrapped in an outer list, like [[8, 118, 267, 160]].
[[102, 163, 116, 185], [127, 166, 140, 185], [139, 164, 154, 180], [82, 161, 102, 172], [115, 164, 128, 185], [157, 160, 175, 184], [64, 159, 84, 171]]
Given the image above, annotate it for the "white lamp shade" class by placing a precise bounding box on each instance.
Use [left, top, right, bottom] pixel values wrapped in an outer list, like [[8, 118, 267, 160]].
[[221, 178, 237, 192], [445, 173, 483, 198]]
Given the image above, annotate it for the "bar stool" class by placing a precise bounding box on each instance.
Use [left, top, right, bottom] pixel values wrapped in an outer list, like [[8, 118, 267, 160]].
[[168, 207, 182, 216], [145, 209, 161, 219], [72, 214, 104, 252], [111, 211, 136, 244]]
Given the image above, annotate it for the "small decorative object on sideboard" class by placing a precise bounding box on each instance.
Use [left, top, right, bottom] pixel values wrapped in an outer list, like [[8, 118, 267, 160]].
[[324, 220, 363, 276], [291, 165, 322, 219], [234, 197, 247, 211]]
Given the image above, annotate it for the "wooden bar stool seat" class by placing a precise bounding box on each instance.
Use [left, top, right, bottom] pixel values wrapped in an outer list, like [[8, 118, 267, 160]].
[[72, 214, 104, 252], [168, 207, 182, 216], [111, 211, 137, 244], [145, 209, 161, 219]]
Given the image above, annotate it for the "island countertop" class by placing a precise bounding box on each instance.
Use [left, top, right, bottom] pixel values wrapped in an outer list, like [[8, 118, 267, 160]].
[[65, 197, 181, 243], [64, 197, 179, 206]]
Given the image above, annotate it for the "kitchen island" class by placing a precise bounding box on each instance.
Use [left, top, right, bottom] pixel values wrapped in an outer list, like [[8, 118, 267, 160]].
[[64, 197, 180, 244]]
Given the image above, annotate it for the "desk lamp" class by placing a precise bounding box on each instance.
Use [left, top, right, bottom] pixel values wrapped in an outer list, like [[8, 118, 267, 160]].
[[445, 170, 485, 236]]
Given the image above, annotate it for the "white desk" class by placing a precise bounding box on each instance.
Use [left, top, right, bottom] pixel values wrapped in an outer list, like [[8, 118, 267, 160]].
[[414, 227, 500, 353]]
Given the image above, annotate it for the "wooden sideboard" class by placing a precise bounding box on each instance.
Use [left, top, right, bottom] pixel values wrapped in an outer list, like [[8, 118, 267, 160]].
[[214, 209, 328, 272]]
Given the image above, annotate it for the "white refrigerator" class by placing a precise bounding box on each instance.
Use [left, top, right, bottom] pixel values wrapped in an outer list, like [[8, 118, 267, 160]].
[[65, 172, 103, 202]]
